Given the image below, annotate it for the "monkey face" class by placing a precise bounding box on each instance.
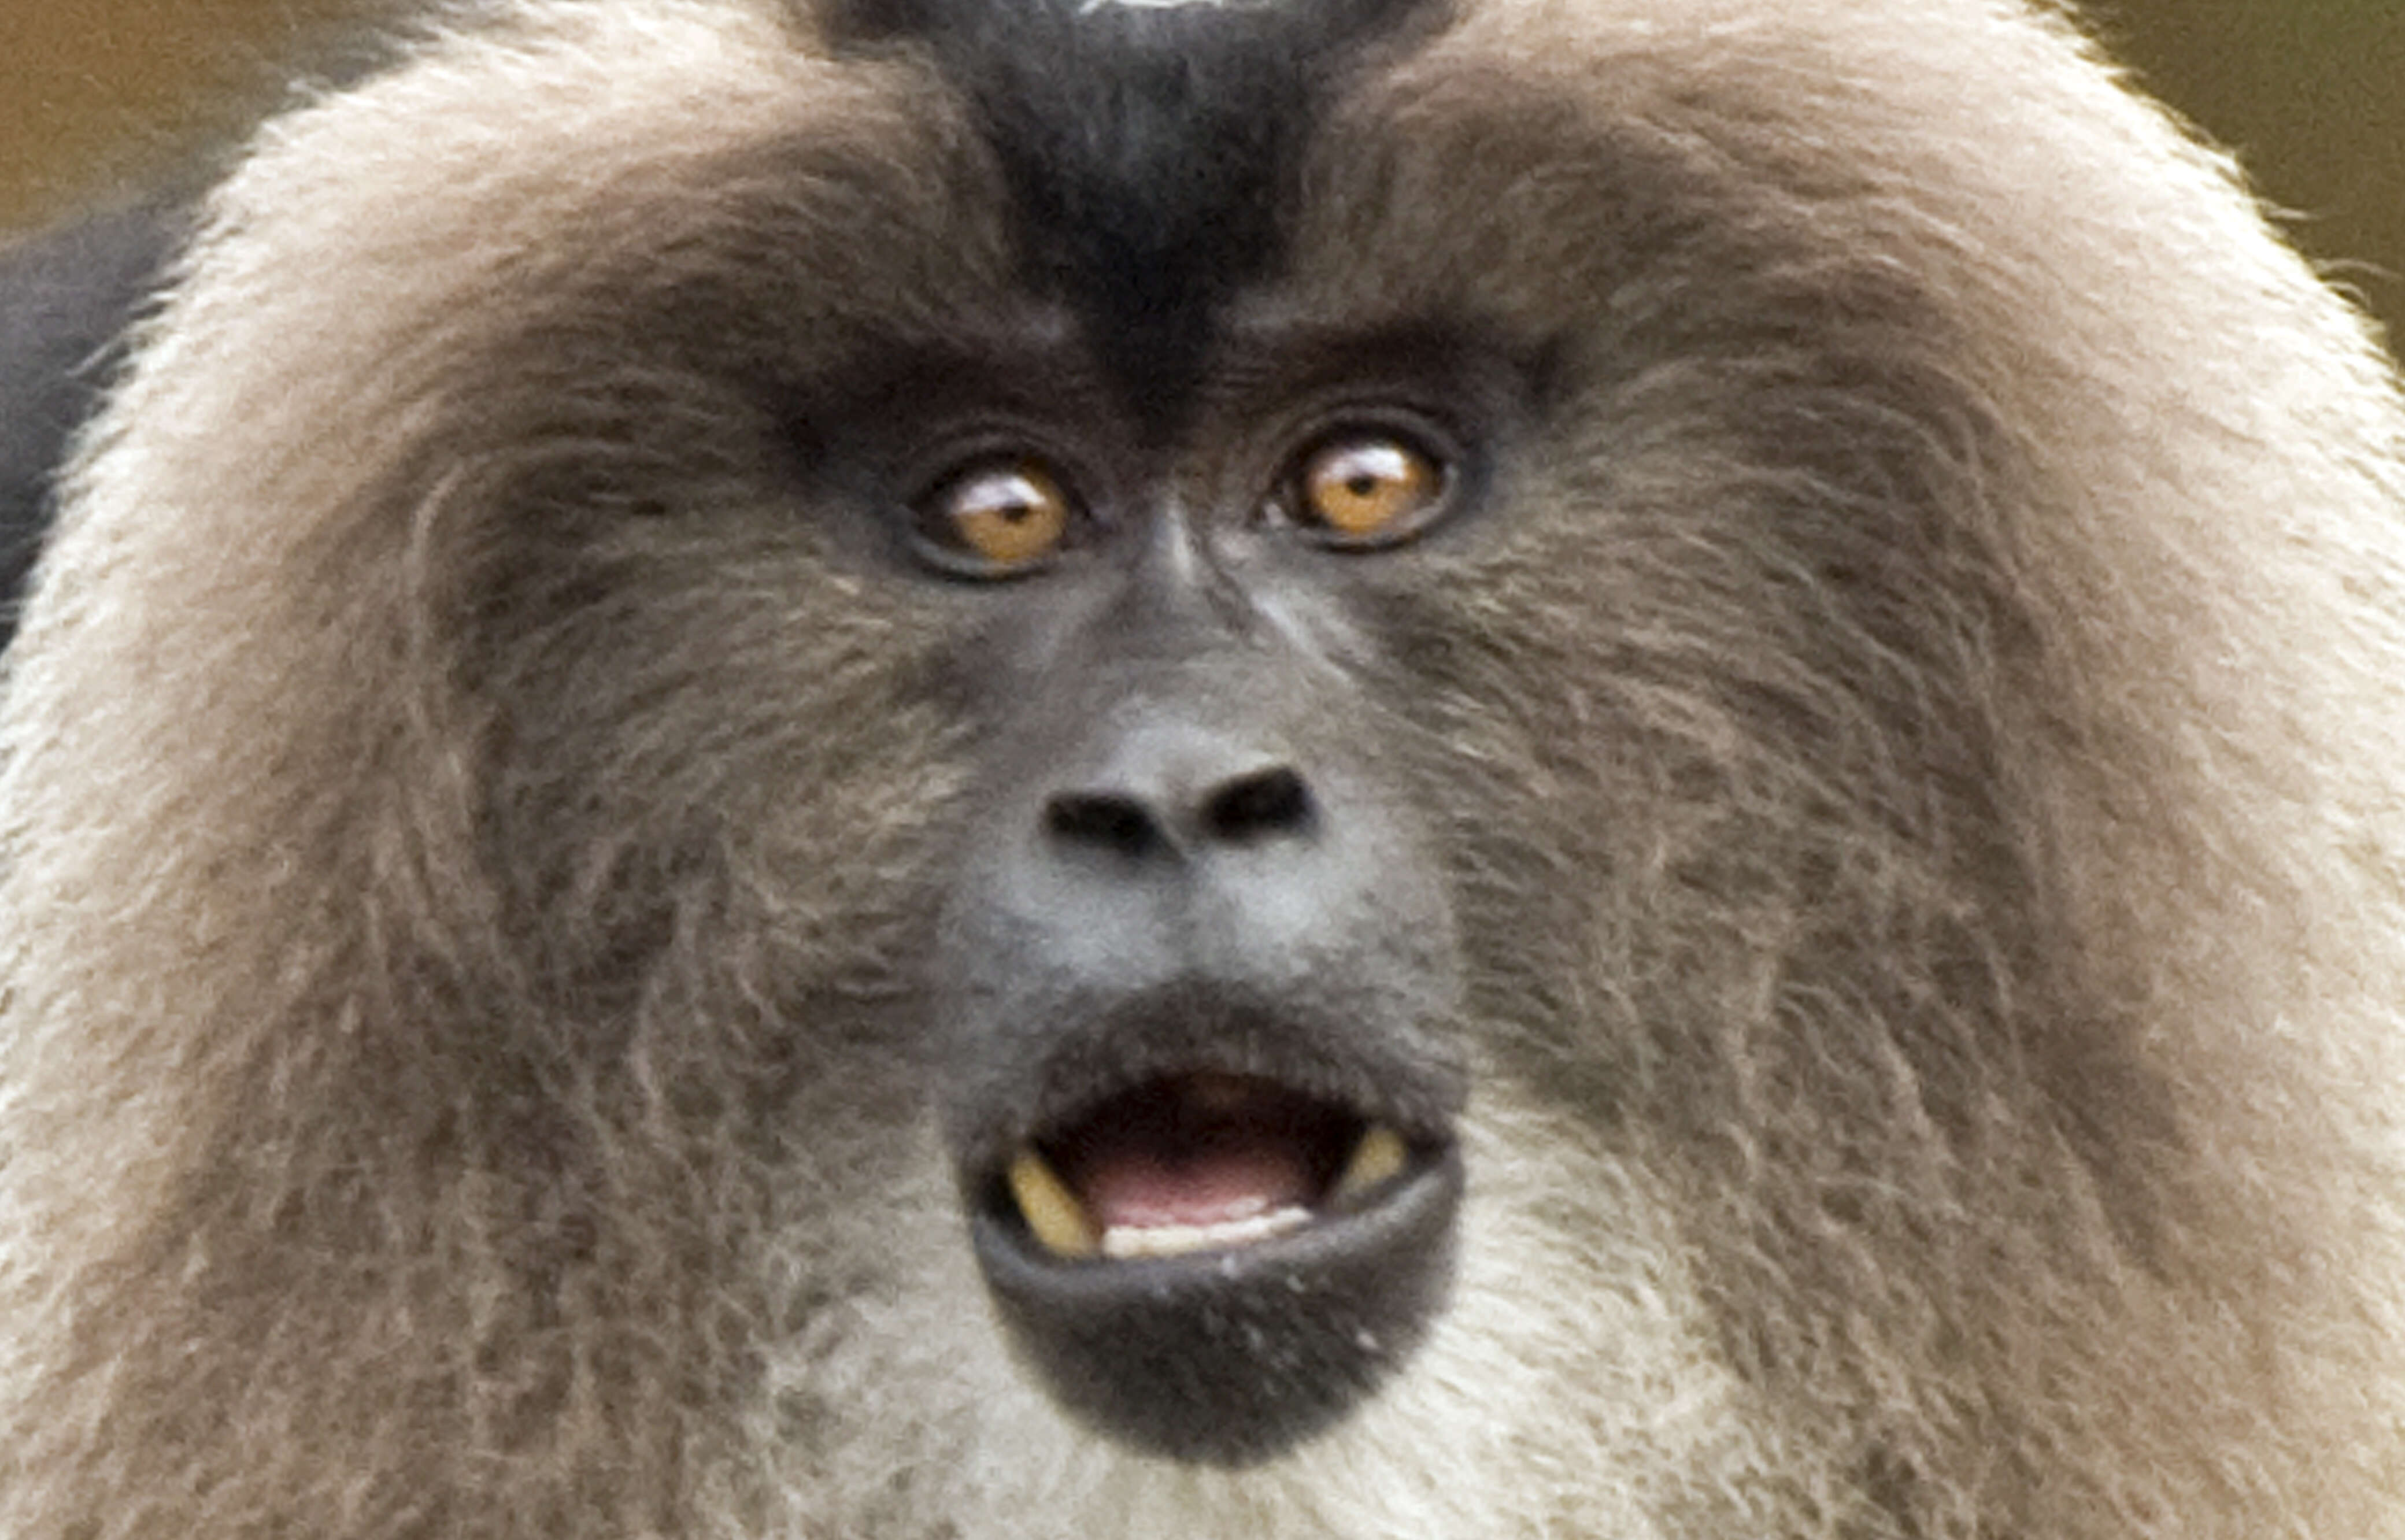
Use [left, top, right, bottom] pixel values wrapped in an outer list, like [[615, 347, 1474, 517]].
[[913, 360, 1493, 1463]]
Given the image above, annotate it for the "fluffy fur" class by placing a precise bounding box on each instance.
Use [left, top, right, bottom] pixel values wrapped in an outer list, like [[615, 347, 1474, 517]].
[[1, 0, 2402, 1536]]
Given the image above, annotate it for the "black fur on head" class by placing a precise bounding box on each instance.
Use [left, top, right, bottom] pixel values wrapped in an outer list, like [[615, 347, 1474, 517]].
[[827, 0, 1444, 425]]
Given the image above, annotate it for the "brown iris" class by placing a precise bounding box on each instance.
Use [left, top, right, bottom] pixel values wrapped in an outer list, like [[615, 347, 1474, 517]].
[[923, 458, 1074, 571], [1292, 432, 1447, 544]]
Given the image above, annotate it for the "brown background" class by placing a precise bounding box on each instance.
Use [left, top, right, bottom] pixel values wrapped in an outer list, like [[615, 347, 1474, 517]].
[[3, 0, 2402, 349]]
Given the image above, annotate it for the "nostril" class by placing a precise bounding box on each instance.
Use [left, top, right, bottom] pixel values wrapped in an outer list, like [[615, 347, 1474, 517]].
[[1045, 791, 1164, 859], [1202, 765, 1314, 844]]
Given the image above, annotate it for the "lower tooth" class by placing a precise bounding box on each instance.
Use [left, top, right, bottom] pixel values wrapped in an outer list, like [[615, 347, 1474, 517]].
[[1102, 1206, 1311, 1260], [1008, 1151, 1098, 1259], [1331, 1125, 1409, 1203]]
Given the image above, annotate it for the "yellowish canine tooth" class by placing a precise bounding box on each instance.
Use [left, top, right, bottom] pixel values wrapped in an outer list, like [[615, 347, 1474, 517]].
[[1008, 1150, 1098, 1259], [1332, 1125, 1408, 1204]]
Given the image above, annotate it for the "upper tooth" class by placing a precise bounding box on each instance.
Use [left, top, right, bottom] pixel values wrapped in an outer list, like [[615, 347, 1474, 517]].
[[1331, 1124, 1408, 1204], [1008, 1150, 1098, 1259]]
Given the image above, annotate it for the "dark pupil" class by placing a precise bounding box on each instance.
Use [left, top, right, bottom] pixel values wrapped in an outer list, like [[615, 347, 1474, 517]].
[[968, 475, 1042, 524]]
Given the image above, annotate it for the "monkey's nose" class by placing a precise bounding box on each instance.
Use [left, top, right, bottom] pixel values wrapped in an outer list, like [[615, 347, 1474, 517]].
[[1044, 760, 1316, 861]]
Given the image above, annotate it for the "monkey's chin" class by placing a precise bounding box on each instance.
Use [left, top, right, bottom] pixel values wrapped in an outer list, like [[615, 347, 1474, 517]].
[[969, 1132, 1462, 1467]]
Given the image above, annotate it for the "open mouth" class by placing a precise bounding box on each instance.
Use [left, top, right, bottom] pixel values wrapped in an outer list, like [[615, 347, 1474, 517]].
[[994, 1071, 1427, 1264], [964, 1052, 1463, 1464]]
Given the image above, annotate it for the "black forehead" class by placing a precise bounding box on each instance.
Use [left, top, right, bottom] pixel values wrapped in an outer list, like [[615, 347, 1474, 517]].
[[829, 0, 1441, 428]]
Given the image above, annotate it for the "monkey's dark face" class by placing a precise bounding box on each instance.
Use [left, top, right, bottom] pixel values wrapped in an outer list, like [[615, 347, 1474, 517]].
[[908, 327, 1511, 1461]]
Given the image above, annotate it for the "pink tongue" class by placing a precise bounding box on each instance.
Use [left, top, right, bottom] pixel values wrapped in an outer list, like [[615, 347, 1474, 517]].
[[1076, 1134, 1318, 1231]]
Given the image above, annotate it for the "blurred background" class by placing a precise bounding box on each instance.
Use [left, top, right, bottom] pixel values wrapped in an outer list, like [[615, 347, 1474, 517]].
[[2, 0, 2402, 347]]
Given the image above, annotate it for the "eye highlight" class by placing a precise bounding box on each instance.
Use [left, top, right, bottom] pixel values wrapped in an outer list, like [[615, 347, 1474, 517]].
[[1282, 429, 1453, 547], [915, 457, 1075, 575]]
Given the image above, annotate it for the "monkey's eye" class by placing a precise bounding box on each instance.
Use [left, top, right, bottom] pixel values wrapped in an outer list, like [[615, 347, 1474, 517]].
[[1278, 428, 1453, 548], [912, 456, 1077, 576]]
